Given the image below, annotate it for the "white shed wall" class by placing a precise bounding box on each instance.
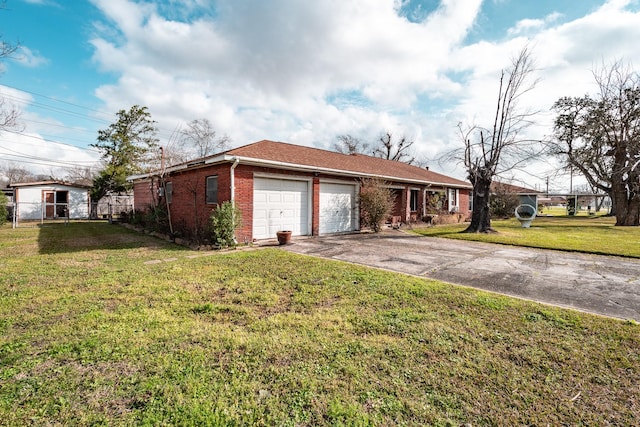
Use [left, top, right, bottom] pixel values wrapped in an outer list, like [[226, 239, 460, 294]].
[[15, 185, 90, 220]]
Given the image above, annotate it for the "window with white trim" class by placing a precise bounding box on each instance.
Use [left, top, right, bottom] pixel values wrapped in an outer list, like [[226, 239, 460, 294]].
[[410, 189, 419, 211], [448, 188, 459, 212]]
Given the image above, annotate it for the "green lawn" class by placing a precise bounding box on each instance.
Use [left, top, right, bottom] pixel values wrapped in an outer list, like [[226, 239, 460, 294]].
[[0, 222, 638, 425], [412, 215, 640, 257]]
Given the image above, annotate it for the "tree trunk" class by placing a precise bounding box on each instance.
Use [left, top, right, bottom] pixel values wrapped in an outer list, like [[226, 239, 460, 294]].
[[614, 200, 640, 226], [464, 177, 494, 233], [612, 186, 640, 226]]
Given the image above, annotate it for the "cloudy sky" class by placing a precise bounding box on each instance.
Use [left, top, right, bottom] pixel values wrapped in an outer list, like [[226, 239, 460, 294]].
[[1, 0, 640, 191]]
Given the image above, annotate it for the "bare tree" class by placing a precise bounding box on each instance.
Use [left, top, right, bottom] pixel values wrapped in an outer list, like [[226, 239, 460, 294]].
[[0, 163, 32, 186], [1, 3, 21, 133], [372, 132, 416, 164], [63, 166, 94, 186], [334, 131, 416, 164], [0, 97, 20, 132], [452, 46, 541, 233], [174, 118, 229, 162], [334, 134, 369, 155], [0, 3, 19, 61]]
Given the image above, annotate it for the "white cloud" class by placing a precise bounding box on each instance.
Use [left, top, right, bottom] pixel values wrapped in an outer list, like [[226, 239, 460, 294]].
[[81, 0, 640, 190], [0, 130, 100, 178], [14, 46, 49, 68], [507, 12, 562, 36], [0, 86, 100, 177]]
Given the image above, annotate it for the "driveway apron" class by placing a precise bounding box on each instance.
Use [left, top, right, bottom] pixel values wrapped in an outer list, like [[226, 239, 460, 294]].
[[281, 231, 640, 321]]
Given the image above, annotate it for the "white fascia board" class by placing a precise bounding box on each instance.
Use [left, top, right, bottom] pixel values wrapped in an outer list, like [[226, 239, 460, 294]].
[[226, 156, 471, 188]]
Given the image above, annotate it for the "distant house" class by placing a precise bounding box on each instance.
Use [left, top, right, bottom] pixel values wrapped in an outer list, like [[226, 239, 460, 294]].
[[10, 181, 90, 221], [130, 140, 472, 241], [1, 187, 14, 202], [491, 181, 545, 208]]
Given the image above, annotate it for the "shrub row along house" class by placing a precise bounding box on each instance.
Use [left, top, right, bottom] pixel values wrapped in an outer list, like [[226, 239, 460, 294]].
[[130, 140, 472, 242]]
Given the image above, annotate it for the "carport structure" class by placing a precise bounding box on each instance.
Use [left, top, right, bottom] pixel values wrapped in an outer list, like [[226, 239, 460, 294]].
[[131, 140, 471, 242]]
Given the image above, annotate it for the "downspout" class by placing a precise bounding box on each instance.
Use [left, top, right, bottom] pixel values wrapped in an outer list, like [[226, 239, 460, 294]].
[[230, 157, 240, 202], [230, 157, 240, 243]]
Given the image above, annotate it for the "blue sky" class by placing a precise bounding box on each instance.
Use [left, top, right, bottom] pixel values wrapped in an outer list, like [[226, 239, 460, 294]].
[[1, 0, 640, 192]]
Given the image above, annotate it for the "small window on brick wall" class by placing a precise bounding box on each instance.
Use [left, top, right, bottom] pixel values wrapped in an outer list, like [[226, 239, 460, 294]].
[[206, 176, 218, 204], [165, 182, 173, 204]]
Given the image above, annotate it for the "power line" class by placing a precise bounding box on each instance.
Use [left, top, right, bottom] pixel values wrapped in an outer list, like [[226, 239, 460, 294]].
[[0, 145, 96, 166], [0, 130, 102, 153], [2, 92, 112, 125], [0, 83, 113, 119], [20, 117, 99, 134], [0, 156, 100, 171], [1, 83, 189, 140]]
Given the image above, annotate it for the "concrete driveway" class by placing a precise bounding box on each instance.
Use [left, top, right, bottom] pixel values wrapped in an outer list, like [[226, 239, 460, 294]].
[[280, 230, 640, 321]]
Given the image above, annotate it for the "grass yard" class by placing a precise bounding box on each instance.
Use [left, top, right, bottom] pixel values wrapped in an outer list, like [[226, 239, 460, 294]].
[[412, 215, 640, 258], [0, 222, 638, 425]]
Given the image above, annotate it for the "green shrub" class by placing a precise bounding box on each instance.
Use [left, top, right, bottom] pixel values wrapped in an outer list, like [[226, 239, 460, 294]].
[[210, 201, 241, 248], [490, 184, 520, 219], [359, 178, 394, 233], [0, 192, 8, 226]]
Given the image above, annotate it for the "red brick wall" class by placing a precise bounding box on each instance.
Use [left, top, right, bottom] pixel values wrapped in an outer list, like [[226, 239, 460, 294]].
[[162, 164, 232, 239], [233, 166, 254, 243], [458, 189, 471, 218], [133, 161, 473, 240], [163, 163, 320, 241], [133, 179, 158, 211], [312, 176, 320, 236], [234, 165, 319, 241]]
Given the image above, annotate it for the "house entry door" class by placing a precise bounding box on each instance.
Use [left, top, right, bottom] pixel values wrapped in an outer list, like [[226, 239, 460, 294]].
[[44, 191, 55, 219]]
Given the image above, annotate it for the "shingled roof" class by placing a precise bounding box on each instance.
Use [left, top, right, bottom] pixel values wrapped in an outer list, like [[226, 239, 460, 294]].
[[223, 140, 471, 188], [491, 181, 542, 195]]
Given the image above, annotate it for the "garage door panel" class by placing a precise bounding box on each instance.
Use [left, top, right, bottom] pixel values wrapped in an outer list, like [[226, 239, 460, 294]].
[[281, 193, 299, 204], [320, 183, 357, 234], [253, 177, 309, 240]]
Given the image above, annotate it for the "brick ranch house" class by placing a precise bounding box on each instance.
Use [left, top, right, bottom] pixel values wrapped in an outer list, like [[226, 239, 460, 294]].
[[130, 140, 472, 242]]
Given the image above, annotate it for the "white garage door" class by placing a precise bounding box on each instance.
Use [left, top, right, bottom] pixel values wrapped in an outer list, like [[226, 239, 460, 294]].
[[320, 182, 357, 234], [253, 177, 309, 240]]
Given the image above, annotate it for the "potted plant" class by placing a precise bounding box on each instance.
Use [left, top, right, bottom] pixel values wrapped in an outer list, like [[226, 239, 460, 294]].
[[276, 230, 292, 245]]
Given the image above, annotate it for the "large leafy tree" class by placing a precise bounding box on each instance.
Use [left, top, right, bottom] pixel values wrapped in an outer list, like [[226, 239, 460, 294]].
[[552, 61, 640, 226], [90, 105, 159, 203]]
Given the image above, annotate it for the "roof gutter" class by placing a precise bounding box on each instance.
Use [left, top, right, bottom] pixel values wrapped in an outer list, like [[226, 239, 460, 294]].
[[129, 154, 471, 189], [225, 156, 472, 189]]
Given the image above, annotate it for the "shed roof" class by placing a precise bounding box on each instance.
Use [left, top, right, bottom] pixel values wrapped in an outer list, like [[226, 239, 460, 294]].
[[10, 180, 90, 189]]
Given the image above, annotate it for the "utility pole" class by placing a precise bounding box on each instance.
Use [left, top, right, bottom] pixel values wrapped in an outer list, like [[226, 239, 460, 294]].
[[546, 176, 549, 197]]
